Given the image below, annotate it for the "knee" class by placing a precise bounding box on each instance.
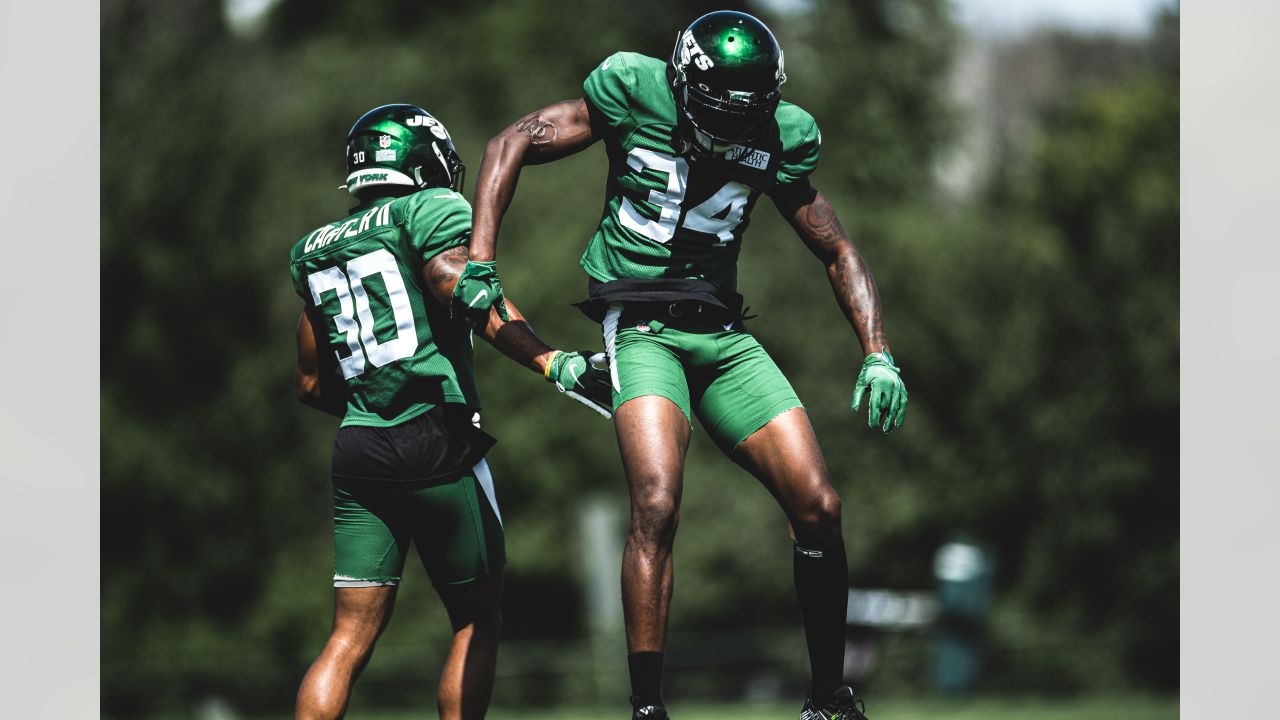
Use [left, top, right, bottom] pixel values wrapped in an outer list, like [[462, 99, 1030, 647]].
[[462, 607, 503, 643], [629, 483, 680, 547], [793, 485, 842, 540], [445, 590, 503, 635], [325, 627, 380, 667], [472, 599, 503, 638]]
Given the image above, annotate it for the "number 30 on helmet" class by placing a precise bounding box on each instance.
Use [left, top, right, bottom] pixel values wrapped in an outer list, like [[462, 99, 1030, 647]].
[[668, 10, 787, 153], [343, 104, 466, 197]]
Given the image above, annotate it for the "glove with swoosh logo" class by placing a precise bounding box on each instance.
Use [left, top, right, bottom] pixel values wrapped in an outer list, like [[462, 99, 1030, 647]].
[[546, 350, 613, 419], [450, 260, 510, 328]]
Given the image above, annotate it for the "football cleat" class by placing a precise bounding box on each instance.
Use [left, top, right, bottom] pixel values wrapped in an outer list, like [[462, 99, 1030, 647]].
[[668, 10, 786, 152], [343, 104, 466, 197], [800, 684, 869, 720], [630, 696, 670, 719]]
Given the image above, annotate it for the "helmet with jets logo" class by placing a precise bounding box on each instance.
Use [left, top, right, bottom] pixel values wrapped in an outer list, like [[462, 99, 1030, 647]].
[[668, 10, 786, 153], [343, 104, 466, 196]]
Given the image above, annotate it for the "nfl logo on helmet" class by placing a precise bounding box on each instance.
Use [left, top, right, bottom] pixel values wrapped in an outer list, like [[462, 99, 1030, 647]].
[[379, 135, 392, 148]]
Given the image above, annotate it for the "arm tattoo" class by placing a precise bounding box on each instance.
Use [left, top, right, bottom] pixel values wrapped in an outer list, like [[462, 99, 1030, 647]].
[[514, 115, 558, 146], [788, 192, 889, 355], [426, 245, 470, 303], [498, 100, 597, 170], [424, 245, 549, 370], [801, 199, 839, 247]]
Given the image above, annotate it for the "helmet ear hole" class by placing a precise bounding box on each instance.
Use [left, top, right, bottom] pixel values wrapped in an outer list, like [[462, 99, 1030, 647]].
[[431, 143, 450, 187]]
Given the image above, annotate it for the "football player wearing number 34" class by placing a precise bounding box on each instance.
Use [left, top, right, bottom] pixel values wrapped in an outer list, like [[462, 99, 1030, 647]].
[[288, 104, 611, 720], [460, 10, 907, 720]]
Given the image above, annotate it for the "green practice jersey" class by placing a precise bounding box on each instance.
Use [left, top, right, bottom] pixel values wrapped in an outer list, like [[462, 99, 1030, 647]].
[[289, 190, 479, 428], [580, 51, 821, 290]]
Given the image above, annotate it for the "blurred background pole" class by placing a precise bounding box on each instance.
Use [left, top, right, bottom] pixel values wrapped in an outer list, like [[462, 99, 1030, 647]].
[[932, 540, 995, 697], [580, 495, 625, 704]]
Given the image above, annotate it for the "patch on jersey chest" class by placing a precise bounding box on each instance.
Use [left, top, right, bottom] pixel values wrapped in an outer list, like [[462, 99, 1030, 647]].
[[725, 145, 771, 171]]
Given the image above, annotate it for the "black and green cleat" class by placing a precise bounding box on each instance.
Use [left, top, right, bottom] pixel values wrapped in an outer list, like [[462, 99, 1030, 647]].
[[630, 696, 669, 719], [799, 684, 869, 720]]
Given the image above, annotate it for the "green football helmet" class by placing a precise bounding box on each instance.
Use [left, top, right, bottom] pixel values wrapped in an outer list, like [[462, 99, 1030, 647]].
[[668, 10, 787, 153], [343, 103, 465, 197]]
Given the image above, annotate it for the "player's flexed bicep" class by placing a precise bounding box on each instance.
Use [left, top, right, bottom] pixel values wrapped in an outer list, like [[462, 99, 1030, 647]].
[[472, 98, 599, 259]]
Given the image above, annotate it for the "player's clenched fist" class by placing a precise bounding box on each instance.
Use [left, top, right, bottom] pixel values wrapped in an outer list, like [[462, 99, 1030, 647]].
[[450, 260, 510, 327], [852, 349, 908, 433]]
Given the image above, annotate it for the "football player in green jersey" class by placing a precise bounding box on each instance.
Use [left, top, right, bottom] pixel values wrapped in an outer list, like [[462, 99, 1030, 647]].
[[289, 104, 611, 720], [461, 10, 905, 720]]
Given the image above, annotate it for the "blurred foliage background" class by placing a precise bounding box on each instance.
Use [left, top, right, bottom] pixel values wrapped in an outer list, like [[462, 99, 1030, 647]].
[[101, 0, 1178, 716]]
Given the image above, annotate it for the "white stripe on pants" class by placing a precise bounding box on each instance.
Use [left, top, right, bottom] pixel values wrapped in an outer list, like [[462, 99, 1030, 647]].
[[602, 304, 623, 393]]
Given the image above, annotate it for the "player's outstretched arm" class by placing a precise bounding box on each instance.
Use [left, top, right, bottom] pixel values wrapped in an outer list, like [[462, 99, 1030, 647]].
[[294, 309, 348, 419], [772, 181, 908, 433], [449, 100, 599, 328], [428, 246, 612, 418]]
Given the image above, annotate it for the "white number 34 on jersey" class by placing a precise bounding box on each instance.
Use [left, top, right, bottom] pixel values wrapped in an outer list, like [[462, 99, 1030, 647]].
[[617, 148, 751, 247]]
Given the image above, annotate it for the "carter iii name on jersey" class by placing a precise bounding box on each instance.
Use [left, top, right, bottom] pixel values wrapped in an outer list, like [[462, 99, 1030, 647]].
[[726, 145, 771, 170], [303, 202, 393, 253]]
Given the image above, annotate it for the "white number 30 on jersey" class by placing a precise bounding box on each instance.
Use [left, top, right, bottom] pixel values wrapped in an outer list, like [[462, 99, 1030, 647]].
[[618, 148, 751, 246], [307, 249, 418, 379]]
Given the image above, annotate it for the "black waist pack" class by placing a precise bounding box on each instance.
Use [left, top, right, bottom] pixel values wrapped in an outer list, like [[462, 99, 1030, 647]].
[[574, 277, 746, 324]]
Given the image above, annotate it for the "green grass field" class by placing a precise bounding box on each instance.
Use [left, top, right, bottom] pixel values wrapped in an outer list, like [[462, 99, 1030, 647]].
[[318, 696, 1176, 720]]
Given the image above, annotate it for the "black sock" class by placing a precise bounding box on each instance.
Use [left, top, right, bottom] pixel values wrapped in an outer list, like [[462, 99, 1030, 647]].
[[627, 651, 665, 707], [793, 542, 849, 702]]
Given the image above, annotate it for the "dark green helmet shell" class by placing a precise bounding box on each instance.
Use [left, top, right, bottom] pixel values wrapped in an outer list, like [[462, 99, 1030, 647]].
[[344, 104, 465, 196], [669, 10, 786, 147]]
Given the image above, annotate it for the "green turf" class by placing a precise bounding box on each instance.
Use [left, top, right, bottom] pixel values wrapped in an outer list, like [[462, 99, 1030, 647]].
[[329, 696, 1177, 720]]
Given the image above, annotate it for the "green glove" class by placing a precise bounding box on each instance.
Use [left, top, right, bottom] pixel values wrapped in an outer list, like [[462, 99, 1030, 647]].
[[546, 350, 613, 419], [852, 348, 908, 433], [450, 260, 510, 328]]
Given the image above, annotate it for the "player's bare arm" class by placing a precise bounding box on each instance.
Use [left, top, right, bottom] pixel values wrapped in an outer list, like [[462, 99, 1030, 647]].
[[774, 183, 888, 357], [426, 246, 556, 372], [450, 99, 598, 326], [774, 182, 907, 433], [429, 245, 613, 417], [469, 99, 599, 262], [294, 308, 347, 419]]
